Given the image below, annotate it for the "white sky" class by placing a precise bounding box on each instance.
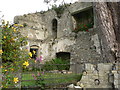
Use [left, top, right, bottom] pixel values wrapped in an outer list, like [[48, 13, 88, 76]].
[[0, 0, 78, 23]]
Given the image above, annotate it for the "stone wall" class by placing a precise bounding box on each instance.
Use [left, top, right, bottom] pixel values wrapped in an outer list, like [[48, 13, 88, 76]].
[[70, 29, 101, 65], [13, 2, 120, 89], [78, 63, 119, 89], [14, 2, 102, 64]]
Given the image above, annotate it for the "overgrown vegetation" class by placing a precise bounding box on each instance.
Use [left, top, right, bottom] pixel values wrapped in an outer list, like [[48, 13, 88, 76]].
[[22, 73, 83, 88], [42, 58, 70, 71], [73, 8, 94, 32], [73, 22, 94, 32], [52, 5, 65, 18]]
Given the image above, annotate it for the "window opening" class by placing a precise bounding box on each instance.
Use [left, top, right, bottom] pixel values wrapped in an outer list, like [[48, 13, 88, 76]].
[[30, 45, 39, 59], [52, 19, 57, 38], [72, 8, 94, 32]]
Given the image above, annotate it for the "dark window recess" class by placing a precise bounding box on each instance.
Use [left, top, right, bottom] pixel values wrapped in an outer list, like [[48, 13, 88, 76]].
[[56, 52, 70, 63], [30, 46, 39, 59], [56, 52, 71, 70], [73, 8, 94, 31], [52, 19, 57, 38]]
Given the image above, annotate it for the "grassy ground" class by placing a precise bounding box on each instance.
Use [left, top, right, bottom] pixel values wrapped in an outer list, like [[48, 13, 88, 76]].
[[21, 72, 82, 87]]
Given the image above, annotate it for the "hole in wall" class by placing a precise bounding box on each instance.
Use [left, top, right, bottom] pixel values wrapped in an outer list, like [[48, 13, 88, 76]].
[[94, 79, 100, 85], [56, 52, 71, 70], [56, 52, 70, 61], [52, 19, 57, 39], [30, 45, 39, 59], [72, 8, 94, 32]]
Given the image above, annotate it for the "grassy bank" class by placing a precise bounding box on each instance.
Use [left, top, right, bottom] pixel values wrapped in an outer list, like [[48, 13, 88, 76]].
[[22, 72, 82, 87]]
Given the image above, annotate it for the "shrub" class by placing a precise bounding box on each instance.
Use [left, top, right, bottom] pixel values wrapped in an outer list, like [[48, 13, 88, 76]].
[[1, 21, 31, 88], [53, 58, 70, 70], [41, 60, 56, 71]]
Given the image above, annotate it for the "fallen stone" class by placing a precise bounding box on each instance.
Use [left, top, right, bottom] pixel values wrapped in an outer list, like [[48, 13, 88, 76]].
[[67, 71, 72, 74], [80, 83, 84, 88], [74, 86, 82, 88], [76, 82, 81, 86], [67, 84, 74, 88]]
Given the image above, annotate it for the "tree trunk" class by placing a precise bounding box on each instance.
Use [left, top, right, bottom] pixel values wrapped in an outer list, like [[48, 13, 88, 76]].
[[93, 2, 120, 63]]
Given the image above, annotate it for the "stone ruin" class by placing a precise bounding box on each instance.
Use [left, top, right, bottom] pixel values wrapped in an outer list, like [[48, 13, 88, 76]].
[[14, 2, 101, 64], [78, 63, 119, 89], [14, 2, 119, 89]]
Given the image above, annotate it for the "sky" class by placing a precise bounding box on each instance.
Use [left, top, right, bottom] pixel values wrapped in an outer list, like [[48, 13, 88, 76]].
[[0, 0, 78, 23]]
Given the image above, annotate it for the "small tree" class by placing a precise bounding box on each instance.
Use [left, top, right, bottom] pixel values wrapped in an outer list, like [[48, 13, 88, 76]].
[[1, 21, 31, 88]]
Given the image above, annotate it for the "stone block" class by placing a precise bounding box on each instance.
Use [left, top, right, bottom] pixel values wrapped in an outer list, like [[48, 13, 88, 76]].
[[112, 70, 117, 73], [74, 86, 82, 88], [114, 73, 119, 79], [92, 70, 99, 75], [91, 76, 99, 80], [85, 70, 93, 74], [98, 63, 112, 71], [85, 63, 95, 71], [115, 85, 119, 88], [80, 75, 89, 81], [98, 71, 105, 75], [114, 80, 119, 85], [67, 84, 74, 88]]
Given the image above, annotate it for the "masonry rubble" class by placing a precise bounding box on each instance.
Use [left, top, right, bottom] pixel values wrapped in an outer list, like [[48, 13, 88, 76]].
[[67, 63, 119, 89]]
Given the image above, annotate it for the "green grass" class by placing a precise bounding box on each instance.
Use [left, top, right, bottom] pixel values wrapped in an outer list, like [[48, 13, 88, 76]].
[[21, 72, 82, 87], [22, 73, 36, 86]]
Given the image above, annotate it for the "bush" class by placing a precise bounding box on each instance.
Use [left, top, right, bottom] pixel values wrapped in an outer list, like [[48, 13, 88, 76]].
[[41, 60, 56, 71], [1, 21, 31, 88], [53, 58, 70, 70]]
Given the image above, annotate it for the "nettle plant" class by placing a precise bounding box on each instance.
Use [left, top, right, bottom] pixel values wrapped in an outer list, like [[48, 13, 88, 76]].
[[0, 20, 33, 88]]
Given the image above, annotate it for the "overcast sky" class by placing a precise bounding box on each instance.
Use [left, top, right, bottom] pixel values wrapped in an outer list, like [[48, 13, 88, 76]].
[[0, 0, 78, 23]]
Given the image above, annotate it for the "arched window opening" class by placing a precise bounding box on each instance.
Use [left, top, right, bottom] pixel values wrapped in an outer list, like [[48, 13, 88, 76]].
[[52, 19, 57, 38], [30, 45, 39, 59]]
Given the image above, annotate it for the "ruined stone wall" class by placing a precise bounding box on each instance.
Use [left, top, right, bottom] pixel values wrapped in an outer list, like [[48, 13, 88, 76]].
[[14, 9, 75, 61], [78, 63, 119, 89], [14, 2, 102, 64], [70, 29, 102, 65], [13, 2, 120, 89]]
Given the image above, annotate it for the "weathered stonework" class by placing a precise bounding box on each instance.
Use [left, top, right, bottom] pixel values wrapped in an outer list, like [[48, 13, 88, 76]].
[[14, 2, 101, 64], [14, 2, 120, 89], [78, 63, 119, 89]]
